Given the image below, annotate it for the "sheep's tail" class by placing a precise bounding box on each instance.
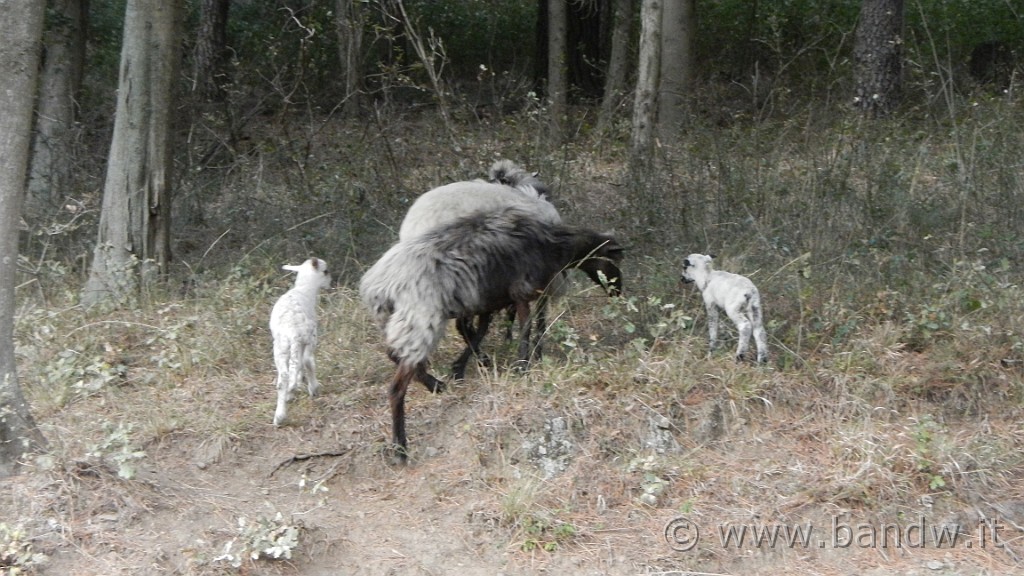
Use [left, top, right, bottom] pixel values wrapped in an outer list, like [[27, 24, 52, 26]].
[[360, 250, 449, 367]]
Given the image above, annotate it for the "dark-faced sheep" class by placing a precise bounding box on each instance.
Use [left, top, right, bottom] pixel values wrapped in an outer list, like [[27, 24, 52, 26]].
[[398, 161, 614, 380], [360, 206, 624, 462]]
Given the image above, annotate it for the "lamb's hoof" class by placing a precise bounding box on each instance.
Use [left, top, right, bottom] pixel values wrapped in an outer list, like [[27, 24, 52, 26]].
[[511, 359, 530, 374], [476, 353, 493, 368]]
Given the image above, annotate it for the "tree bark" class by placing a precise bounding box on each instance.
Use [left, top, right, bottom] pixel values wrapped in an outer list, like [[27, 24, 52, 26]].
[[335, 0, 366, 117], [597, 0, 634, 134], [547, 0, 568, 140], [82, 0, 183, 308], [192, 0, 230, 101], [25, 0, 89, 220], [630, 0, 661, 165], [0, 0, 48, 477], [853, 0, 903, 117], [657, 0, 695, 141]]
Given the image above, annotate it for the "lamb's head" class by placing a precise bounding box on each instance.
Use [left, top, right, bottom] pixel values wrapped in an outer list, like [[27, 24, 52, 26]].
[[283, 257, 331, 291], [575, 235, 625, 297], [680, 253, 715, 287]]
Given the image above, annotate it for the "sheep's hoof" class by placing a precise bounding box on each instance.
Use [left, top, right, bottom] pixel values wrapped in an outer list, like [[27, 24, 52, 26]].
[[390, 445, 409, 465], [476, 353, 493, 368]]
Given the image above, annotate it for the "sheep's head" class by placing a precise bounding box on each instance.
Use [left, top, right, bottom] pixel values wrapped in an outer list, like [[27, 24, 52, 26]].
[[680, 253, 715, 285], [283, 257, 332, 291], [577, 235, 624, 296], [488, 159, 552, 201]]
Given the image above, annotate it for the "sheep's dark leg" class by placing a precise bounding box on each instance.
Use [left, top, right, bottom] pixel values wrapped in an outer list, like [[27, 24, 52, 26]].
[[389, 363, 416, 464], [513, 301, 532, 371], [504, 305, 516, 341], [388, 350, 445, 393], [531, 295, 548, 362], [452, 313, 493, 380]]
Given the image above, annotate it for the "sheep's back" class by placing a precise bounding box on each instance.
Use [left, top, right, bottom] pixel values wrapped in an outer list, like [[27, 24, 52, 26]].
[[398, 181, 561, 241]]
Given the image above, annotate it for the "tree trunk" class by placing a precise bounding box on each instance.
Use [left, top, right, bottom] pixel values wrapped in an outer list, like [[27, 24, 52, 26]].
[[597, 0, 634, 134], [335, 0, 366, 117], [82, 0, 183, 308], [25, 0, 89, 221], [853, 0, 903, 117], [547, 0, 568, 140], [630, 0, 661, 165], [192, 0, 230, 101], [0, 0, 48, 478], [657, 0, 695, 141]]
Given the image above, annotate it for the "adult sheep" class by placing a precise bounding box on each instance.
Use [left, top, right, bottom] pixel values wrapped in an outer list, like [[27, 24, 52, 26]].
[[360, 206, 624, 462], [398, 160, 613, 380]]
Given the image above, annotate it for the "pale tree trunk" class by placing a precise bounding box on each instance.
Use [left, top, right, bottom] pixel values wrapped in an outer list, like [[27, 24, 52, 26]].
[[192, 0, 230, 101], [82, 0, 183, 308], [0, 0, 48, 477], [657, 0, 695, 142], [630, 0, 661, 166], [547, 0, 568, 140], [597, 0, 634, 135], [335, 0, 365, 117], [25, 0, 89, 220], [853, 0, 903, 117]]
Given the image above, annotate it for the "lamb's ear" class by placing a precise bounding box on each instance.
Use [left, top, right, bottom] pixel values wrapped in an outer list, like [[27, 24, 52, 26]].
[[708, 253, 717, 260], [309, 258, 321, 271], [282, 264, 301, 273], [683, 258, 691, 268]]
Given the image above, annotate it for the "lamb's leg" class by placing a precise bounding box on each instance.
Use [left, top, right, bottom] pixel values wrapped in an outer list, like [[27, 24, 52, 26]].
[[272, 343, 291, 426], [303, 344, 320, 397], [733, 316, 753, 362], [706, 303, 720, 358], [751, 302, 769, 364], [273, 373, 289, 426], [389, 363, 416, 464]]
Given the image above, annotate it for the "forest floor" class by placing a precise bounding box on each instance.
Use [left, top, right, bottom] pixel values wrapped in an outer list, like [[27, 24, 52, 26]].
[[3, 283, 1023, 576]]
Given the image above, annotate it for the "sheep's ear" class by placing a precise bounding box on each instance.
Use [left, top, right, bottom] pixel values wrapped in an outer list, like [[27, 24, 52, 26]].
[[683, 258, 691, 268], [309, 258, 321, 271], [282, 264, 301, 273], [707, 253, 717, 260]]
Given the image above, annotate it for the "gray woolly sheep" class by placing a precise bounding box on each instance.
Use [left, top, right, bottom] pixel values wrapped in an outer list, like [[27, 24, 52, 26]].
[[270, 257, 331, 426], [398, 161, 605, 380], [360, 206, 624, 462], [681, 254, 768, 364]]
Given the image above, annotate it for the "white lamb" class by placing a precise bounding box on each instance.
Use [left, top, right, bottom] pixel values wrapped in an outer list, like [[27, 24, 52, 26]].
[[680, 254, 768, 364], [270, 257, 331, 425]]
